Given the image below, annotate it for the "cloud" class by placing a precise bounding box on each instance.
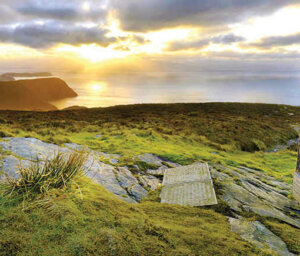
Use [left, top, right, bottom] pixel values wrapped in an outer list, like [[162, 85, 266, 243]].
[[17, 1, 107, 21], [111, 0, 300, 32], [0, 21, 114, 48], [248, 33, 300, 48], [168, 34, 245, 51]]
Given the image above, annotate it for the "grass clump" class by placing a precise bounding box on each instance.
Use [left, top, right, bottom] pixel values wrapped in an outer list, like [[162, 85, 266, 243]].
[[1, 152, 87, 200]]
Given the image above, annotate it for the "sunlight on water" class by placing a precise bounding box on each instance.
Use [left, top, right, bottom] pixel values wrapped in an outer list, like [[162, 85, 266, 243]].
[[50, 71, 300, 109]]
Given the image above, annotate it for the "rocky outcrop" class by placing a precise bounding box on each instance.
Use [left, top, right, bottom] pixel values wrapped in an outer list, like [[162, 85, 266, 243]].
[[229, 218, 293, 256], [293, 139, 300, 202], [0, 138, 159, 203], [0, 137, 299, 255], [212, 165, 300, 228], [0, 78, 77, 111]]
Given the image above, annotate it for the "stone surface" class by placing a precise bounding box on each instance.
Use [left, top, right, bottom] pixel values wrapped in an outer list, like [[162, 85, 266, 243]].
[[160, 163, 217, 206], [140, 175, 161, 190], [212, 165, 300, 228], [114, 167, 148, 201], [229, 218, 294, 256], [293, 172, 300, 203], [134, 153, 181, 168], [0, 138, 148, 203]]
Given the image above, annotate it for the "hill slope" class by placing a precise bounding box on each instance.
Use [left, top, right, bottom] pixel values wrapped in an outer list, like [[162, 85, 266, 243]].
[[0, 78, 77, 111]]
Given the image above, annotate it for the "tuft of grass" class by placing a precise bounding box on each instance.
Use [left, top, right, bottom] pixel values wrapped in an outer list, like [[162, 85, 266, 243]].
[[1, 151, 87, 200]]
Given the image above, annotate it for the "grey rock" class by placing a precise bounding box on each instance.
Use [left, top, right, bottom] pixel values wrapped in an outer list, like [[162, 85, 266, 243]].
[[0, 155, 31, 179], [140, 175, 161, 190], [147, 169, 165, 176], [134, 153, 180, 169], [109, 159, 119, 165], [229, 218, 294, 256], [1, 137, 70, 160], [134, 153, 163, 166], [0, 138, 145, 203], [212, 165, 300, 228], [115, 167, 147, 201]]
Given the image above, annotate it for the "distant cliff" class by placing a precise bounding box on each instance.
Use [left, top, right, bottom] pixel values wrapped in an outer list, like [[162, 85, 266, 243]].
[[2, 72, 52, 77], [0, 78, 77, 111], [0, 72, 53, 82]]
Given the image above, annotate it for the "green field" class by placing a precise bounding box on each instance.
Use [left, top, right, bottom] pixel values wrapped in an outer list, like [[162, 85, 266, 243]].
[[0, 103, 299, 255], [0, 103, 299, 183]]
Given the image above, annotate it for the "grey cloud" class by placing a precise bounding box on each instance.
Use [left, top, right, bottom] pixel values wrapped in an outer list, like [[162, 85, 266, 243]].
[[111, 0, 300, 31], [0, 21, 114, 48], [248, 33, 300, 48], [0, 4, 20, 23], [17, 1, 107, 21], [168, 34, 245, 51]]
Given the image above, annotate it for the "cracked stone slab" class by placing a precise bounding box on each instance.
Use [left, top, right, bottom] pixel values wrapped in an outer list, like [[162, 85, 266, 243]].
[[160, 163, 217, 207]]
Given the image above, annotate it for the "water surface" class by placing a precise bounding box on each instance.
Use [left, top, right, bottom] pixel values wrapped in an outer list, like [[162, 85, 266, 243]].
[[50, 71, 300, 108]]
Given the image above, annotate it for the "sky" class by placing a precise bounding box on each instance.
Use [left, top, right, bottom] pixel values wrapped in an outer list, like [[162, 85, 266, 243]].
[[0, 0, 300, 74]]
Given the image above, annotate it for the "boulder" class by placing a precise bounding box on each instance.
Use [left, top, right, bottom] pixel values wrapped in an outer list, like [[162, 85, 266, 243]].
[[229, 218, 293, 256]]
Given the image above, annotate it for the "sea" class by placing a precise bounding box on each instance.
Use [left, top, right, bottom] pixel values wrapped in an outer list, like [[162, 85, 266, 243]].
[[15, 71, 300, 108]]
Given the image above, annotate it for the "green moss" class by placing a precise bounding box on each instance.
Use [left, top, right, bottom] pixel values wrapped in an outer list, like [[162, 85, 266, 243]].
[[0, 178, 268, 256]]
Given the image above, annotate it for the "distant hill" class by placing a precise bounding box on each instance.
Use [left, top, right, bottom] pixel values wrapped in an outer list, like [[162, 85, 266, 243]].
[[0, 72, 53, 82], [1, 72, 53, 77], [0, 78, 77, 111]]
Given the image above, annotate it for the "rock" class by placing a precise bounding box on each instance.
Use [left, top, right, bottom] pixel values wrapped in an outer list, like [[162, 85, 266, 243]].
[[1, 137, 70, 160], [0, 138, 148, 203], [146, 169, 165, 176], [134, 153, 163, 166], [229, 218, 294, 256], [0, 155, 31, 179], [268, 138, 298, 153], [212, 165, 300, 228], [109, 159, 119, 165], [114, 167, 147, 201], [140, 175, 161, 190]]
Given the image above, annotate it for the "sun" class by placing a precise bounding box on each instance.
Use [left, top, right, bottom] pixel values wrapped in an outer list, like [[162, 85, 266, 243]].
[[89, 82, 107, 94], [82, 2, 91, 12]]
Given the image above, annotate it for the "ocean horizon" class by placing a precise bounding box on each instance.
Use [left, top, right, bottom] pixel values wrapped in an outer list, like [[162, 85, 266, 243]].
[[46, 70, 300, 109]]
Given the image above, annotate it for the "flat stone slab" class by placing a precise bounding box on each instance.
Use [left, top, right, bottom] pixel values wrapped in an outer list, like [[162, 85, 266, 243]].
[[293, 172, 300, 203], [160, 163, 217, 207]]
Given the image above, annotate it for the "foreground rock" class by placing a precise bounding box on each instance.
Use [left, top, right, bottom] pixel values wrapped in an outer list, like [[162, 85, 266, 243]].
[[1, 137, 299, 254], [229, 218, 293, 256], [212, 165, 300, 228], [0, 138, 159, 203]]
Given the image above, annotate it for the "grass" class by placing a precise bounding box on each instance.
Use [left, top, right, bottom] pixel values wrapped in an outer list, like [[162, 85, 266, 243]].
[[0, 177, 270, 256], [1, 152, 87, 201], [0, 103, 299, 184], [0, 103, 299, 255]]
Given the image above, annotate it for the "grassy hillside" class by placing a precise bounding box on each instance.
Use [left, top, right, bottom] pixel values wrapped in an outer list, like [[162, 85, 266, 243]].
[[0, 176, 271, 256], [0, 103, 299, 183], [0, 103, 299, 255]]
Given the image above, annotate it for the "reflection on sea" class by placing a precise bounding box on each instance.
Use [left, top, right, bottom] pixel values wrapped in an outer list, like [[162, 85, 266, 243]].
[[50, 71, 300, 109]]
